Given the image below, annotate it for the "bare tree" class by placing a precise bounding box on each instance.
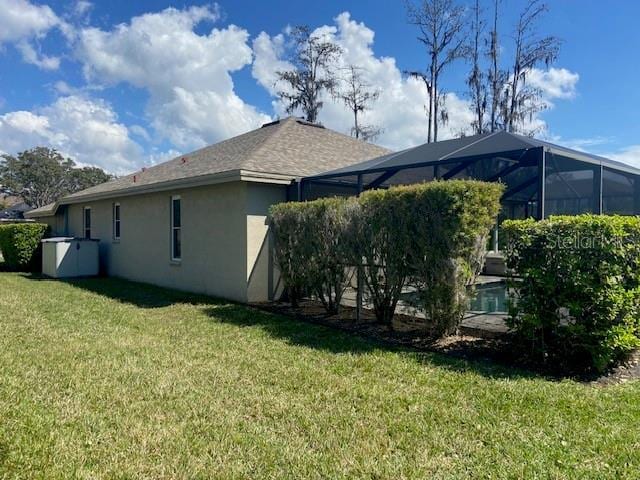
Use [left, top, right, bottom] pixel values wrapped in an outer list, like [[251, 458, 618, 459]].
[[503, 0, 560, 134], [486, 0, 507, 132], [336, 65, 382, 142], [275, 26, 342, 124], [467, 0, 487, 134], [406, 0, 466, 142]]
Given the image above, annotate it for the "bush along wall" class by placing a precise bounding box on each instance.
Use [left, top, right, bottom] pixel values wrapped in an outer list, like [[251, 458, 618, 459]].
[[503, 215, 640, 373], [270, 180, 503, 332], [270, 197, 355, 313], [0, 223, 49, 271]]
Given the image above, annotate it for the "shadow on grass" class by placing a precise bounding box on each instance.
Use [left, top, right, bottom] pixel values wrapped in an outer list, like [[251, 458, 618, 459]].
[[23, 273, 224, 309], [206, 303, 539, 381], [20, 273, 540, 381]]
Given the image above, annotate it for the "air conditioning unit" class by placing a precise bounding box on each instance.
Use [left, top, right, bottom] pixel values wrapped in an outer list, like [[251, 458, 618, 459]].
[[42, 237, 99, 278]]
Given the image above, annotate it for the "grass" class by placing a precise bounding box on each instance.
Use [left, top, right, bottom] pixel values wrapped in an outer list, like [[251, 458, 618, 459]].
[[0, 273, 638, 479]]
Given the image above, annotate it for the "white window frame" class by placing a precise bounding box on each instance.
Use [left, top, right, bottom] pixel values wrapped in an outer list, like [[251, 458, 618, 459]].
[[113, 202, 121, 240], [83, 206, 91, 239], [170, 195, 181, 262]]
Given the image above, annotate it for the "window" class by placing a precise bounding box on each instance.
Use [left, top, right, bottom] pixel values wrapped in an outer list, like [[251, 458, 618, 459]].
[[171, 196, 181, 261], [113, 203, 121, 240], [83, 207, 91, 239]]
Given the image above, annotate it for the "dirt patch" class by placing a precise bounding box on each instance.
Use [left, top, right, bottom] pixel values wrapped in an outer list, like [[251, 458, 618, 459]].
[[591, 351, 640, 386], [253, 300, 640, 384]]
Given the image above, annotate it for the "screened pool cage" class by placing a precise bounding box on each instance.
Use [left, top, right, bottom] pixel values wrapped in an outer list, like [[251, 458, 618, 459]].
[[295, 131, 640, 250]]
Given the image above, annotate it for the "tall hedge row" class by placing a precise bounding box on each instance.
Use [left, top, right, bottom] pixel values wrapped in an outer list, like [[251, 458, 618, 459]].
[[270, 180, 504, 335], [503, 215, 640, 372], [0, 223, 49, 270]]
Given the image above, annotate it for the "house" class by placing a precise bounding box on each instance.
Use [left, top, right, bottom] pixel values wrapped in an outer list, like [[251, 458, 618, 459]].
[[24, 117, 390, 303]]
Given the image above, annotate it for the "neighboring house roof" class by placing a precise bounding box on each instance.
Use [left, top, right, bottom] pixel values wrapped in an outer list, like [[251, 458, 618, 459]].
[[0, 202, 31, 220], [309, 130, 640, 179], [68, 117, 388, 201]]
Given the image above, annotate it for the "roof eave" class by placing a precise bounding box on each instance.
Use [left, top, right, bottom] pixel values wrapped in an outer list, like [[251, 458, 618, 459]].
[[28, 169, 295, 214], [24, 205, 57, 219]]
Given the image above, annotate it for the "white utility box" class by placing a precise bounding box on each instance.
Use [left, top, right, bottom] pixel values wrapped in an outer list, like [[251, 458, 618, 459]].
[[42, 237, 99, 278]]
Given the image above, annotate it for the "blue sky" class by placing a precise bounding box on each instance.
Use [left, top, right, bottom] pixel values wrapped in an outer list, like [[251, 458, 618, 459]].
[[0, 0, 639, 174]]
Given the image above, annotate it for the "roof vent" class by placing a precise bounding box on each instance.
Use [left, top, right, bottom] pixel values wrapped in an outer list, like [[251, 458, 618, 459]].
[[181, 157, 187, 164], [141, 167, 147, 172], [261, 119, 281, 128], [296, 119, 325, 129], [133, 175, 137, 183]]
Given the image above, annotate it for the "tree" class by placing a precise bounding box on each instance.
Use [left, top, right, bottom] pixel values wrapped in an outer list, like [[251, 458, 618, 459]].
[[502, 0, 560, 134], [275, 26, 343, 124], [0, 147, 112, 208], [336, 65, 382, 142], [467, 0, 488, 135], [406, 0, 466, 142], [486, 0, 507, 133]]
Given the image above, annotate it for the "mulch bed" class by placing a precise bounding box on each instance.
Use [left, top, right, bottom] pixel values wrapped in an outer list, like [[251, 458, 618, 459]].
[[253, 299, 640, 386]]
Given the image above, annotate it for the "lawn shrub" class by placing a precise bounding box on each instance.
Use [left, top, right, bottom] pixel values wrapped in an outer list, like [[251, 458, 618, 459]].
[[271, 180, 503, 333], [351, 188, 414, 326], [503, 215, 640, 372], [403, 180, 504, 335], [0, 222, 48, 270], [270, 197, 355, 313]]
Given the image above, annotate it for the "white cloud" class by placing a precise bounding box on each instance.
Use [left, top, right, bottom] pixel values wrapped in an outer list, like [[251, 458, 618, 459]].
[[254, 12, 476, 150], [16, 41, 60, 70], [76, 4, 270, 150], [0, 95, 144, 174], [606, 145, 640, 169], [253, 12, 579, 149], [0, 0, 59, 43], [0, 0, 67, 69], [527, 67, 579, 101]]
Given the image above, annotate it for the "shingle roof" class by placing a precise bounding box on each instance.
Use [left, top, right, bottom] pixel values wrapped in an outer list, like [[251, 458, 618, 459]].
[[62, 117, 390, 203]]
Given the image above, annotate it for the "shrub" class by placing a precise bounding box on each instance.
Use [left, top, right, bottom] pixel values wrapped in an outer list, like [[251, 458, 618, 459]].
[[503, 215, 640, 373], [0, 223, 49, 270], [271, 180, 503, 332], [270, 197, 354, 313], [402, 180, 504, 335], [351, 188, 414, 326]]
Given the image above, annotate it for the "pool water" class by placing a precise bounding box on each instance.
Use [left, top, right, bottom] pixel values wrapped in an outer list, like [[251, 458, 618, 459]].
[[399, 281, 513, 314], [469, 283, 510, 313]]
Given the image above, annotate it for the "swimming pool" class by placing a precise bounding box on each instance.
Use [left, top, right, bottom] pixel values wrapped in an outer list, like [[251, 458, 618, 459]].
[[468, 282, 511, 313]]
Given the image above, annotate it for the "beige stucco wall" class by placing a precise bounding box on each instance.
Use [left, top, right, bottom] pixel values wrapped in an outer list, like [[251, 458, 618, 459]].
[[246, 183, 286, 303], [37, 214, 65, 236], [41, 181, 286, 303]]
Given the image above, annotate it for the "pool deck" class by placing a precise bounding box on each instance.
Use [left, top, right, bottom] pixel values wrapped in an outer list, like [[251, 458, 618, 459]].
[[341, 275, 511, 339]]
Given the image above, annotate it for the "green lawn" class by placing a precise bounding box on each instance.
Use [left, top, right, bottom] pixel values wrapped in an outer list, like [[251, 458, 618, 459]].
[[0, 273, 638, 479]]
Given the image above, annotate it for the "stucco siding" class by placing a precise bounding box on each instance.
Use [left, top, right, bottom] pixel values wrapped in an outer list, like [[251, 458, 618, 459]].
[[65, 182, 249, 302], [30, 180, 288, 303], [245, 183, 286, 303]]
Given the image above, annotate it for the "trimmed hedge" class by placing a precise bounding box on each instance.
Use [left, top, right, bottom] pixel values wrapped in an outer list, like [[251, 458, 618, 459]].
[[0, 223, 48, 270], [503, 215, 640, 372], [270, 197, 355, 313], [402, 180, 504, 335], [270, 180, 504, 334]]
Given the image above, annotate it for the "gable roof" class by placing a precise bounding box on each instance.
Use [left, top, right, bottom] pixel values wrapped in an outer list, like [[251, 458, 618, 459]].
[[61, 117, 390, 204], [310, 130, 640, 179]]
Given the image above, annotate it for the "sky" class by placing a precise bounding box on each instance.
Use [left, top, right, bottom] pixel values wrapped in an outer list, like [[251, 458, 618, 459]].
[[0, 0, 639, 174]]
